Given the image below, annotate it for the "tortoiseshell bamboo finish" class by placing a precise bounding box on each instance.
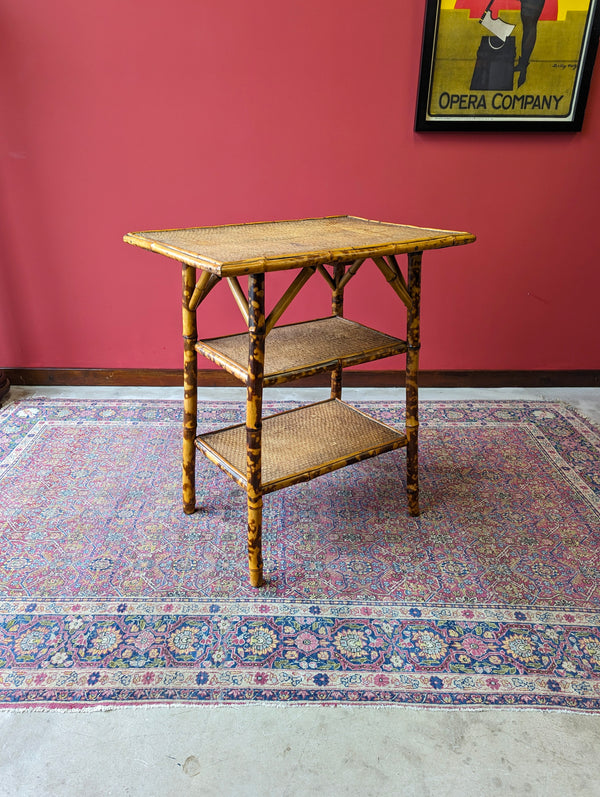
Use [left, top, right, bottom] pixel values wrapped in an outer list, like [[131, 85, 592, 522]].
[[246, 273, 265, 587], [406, 252, 422, 517], [330, 264, 345, 399], [124, 216, 475, 587], [197, 399, 407, 494], [124, 216, 475, 277], [196, 317, 406, 387], [182, 265, 199, 515]]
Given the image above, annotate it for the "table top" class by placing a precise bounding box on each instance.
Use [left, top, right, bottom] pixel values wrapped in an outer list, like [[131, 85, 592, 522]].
[[123, 215, 475, 277]]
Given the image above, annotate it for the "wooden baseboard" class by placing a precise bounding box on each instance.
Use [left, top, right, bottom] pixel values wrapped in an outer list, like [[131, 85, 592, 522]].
[[0, 371, 10, 404], [4, 368, 600, 388]]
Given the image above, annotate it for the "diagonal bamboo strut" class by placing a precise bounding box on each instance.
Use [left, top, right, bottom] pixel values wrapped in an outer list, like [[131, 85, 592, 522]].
[[265, 266, 316, 334], [317, 264, 335, 290], [337, 258, 365, 291], [227, 277, 250, 324], [373, 256, 413, 310], [386, 255, 410, 297], [189, 272, 220, 311]]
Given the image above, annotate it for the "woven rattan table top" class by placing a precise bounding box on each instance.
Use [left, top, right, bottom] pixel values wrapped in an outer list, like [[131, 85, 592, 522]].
[[123, 215, 475, 277]]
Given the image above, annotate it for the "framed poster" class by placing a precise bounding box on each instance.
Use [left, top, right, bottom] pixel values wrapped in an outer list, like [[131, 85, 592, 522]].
[[415, 0, 600, 130]]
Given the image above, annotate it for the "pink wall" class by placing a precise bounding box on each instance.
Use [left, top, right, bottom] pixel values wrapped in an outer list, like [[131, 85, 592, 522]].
[[1, 0, 599, 372]]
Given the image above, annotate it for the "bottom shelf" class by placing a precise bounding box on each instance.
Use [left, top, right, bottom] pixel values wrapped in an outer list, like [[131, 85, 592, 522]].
[[196, 398, 407, 494]]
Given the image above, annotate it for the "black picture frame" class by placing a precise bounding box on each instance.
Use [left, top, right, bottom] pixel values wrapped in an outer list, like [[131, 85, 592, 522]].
[[415, 0, 600, 131]]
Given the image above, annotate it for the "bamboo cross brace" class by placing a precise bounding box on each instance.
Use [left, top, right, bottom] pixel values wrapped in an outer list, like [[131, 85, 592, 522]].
[[227, 277, 250, 325], [316, 264, 336, 290], [189, 271, 220, 311], [265, 266, 316, 334], [337, 258, 365, 292], [386, 255, 410, 297], [373, 256, 413, 310]]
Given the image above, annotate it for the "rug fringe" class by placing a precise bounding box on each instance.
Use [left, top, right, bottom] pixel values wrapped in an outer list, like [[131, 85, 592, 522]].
[[1, 702, 598, 715]]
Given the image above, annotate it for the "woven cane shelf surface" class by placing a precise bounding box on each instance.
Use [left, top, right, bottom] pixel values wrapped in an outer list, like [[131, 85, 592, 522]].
[[196, 399, 407, 494], [196, 316, 407, 385], [124, 216, 476, 276]]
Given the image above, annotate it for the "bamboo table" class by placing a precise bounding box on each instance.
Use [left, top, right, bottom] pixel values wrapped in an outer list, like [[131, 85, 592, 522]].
[[124, 216, 475, 587]]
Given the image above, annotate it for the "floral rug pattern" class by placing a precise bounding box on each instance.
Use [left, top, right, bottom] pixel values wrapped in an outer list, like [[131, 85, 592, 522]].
[[0, 398, 599, 709]]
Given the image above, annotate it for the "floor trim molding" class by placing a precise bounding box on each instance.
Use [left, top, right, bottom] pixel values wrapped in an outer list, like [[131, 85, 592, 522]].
[[0, 371, 10, 405], [5, 368, 600, 388]]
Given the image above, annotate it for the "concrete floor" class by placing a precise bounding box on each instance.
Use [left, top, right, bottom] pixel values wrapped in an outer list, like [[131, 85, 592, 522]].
[[1, 386, 599, 796]]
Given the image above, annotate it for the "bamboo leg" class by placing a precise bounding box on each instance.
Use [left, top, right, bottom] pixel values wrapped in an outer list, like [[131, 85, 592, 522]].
[[330, 264, 345, 399], [247, 495, 263, 588], [182, 265, 198, 514], [247, 273, 266, 587], [406, 252, 422, 517]]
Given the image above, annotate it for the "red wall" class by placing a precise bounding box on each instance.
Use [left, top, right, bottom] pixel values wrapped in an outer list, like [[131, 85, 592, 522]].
[[1, 0, 599, 372]]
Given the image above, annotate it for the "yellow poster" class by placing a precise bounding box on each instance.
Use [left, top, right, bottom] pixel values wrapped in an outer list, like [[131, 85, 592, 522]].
[[416, 0, 600, 128]]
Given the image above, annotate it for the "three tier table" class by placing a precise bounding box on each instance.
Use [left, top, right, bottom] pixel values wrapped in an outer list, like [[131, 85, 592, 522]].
[[124, 216, 475, 587]]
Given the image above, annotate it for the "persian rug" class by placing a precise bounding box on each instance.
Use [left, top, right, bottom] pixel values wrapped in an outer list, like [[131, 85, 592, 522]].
[[0, 397, 599, 710]]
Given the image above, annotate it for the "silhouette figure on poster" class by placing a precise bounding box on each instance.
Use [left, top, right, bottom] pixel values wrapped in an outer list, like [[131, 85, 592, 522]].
[[471, 2, 516, 90], [471, 0, 546, 90], [516, 0, 546, 87]]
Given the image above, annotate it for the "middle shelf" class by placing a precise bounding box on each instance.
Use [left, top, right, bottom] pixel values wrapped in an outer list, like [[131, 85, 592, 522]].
[[196, 398, 408, 494], [195, 315, 407, 386]]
